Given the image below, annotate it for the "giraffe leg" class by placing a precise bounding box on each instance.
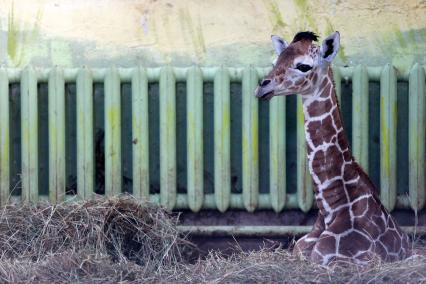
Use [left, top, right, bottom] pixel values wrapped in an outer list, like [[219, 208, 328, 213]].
[[293, 213, 325, 259]]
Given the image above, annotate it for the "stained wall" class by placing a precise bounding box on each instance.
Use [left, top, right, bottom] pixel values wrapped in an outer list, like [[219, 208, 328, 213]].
[[0, 0, 425, 72]]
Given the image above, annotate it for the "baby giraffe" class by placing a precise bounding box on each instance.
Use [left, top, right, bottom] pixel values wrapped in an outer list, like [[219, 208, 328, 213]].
[[255, 31, 410, 265]]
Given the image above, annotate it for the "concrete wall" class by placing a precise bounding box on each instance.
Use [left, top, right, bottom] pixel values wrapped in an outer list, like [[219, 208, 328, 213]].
[[1, 0, 425, 72]]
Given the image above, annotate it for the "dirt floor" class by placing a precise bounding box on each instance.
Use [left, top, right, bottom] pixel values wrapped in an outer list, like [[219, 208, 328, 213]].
[[0, 196, 425, 284]]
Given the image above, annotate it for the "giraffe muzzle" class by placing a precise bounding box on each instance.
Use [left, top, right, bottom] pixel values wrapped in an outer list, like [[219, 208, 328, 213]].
[[255, 79, 276, 100]]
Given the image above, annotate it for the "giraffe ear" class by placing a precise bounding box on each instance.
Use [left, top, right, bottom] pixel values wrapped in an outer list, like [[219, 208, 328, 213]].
[[320, 31, 340, 64], [271, 35, 288, 55]]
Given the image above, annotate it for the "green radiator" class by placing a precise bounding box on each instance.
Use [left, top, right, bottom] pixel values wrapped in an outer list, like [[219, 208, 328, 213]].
[[0, 65, 425, 225]]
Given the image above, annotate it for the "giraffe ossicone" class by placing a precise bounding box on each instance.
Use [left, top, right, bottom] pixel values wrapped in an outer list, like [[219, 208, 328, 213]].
[[255, 31, 411, 265]]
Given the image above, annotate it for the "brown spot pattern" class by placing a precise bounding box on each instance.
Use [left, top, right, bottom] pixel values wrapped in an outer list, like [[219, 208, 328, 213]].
[[329, 209, 352, 234], [316, 235, 336, 255], [307, 116, 335, 147], [322, 180, 347, 208], [312, 145, 343, 183], [339, 231, 371, 256], [320, 84, 331, 98], [307, 99, 333, 117]]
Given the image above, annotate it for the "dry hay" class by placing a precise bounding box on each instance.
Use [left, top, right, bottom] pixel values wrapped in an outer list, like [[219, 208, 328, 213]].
[[0, 250, 147, 283], [2, 246, 426, 284], [0, 195, 190, 283], [0, 196, 425, 283], [155, 245, 426, 284]]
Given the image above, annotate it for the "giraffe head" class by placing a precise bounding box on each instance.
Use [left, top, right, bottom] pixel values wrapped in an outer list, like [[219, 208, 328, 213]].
[[255, 31, 340, 100]]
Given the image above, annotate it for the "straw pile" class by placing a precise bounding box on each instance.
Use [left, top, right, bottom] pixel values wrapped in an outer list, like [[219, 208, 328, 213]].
[[0, 195, 189, 283], [0, 195, 425, 283], [155, 245, 426, 284]]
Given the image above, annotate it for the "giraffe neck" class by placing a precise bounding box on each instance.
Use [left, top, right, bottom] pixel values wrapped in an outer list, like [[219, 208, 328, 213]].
[[302, 67, 357, 220]]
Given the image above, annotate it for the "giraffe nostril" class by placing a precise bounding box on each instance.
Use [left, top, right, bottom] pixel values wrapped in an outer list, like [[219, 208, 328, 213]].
[[260, 79, 271, 87]]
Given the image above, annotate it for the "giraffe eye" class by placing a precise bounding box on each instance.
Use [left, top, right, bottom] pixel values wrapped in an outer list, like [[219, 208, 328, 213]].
[[296, 64, 312, 72]]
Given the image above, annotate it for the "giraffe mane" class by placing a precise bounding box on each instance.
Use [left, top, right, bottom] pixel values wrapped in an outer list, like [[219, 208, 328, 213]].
[[292, 31, 319, 43]]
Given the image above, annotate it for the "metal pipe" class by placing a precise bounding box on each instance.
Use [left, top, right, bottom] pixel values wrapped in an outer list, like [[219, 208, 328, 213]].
[[105, 67, 122, 196], [76, 68, 94, 199], [177, 225, 426, 237], [409, 64, 426, 211], [48, 67, 66, 203], [187, 66, 204, 212], [21, 67, 39, 202], [297, 96, 313, 212], [269, 94, 286, 212], [242, 67, 259, 212], [352, 65, 369, 172], [159, 66, 177, 210], [0, 68, 9, 205], [132, 67, 150, 199], [380, 65, 397, 211], [214, 67, 231, 212]]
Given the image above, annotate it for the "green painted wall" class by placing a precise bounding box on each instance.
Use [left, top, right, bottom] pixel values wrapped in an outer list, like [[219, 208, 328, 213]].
[[1, 0, 426, 73]]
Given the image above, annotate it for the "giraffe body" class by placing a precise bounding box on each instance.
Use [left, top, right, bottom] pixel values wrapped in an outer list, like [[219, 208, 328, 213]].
[[255, 31, 410, 265]]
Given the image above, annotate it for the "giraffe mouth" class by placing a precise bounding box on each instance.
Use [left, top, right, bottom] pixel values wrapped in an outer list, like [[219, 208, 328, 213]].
[[254, 85, 275, 100], [258, 91, 274, 100]]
